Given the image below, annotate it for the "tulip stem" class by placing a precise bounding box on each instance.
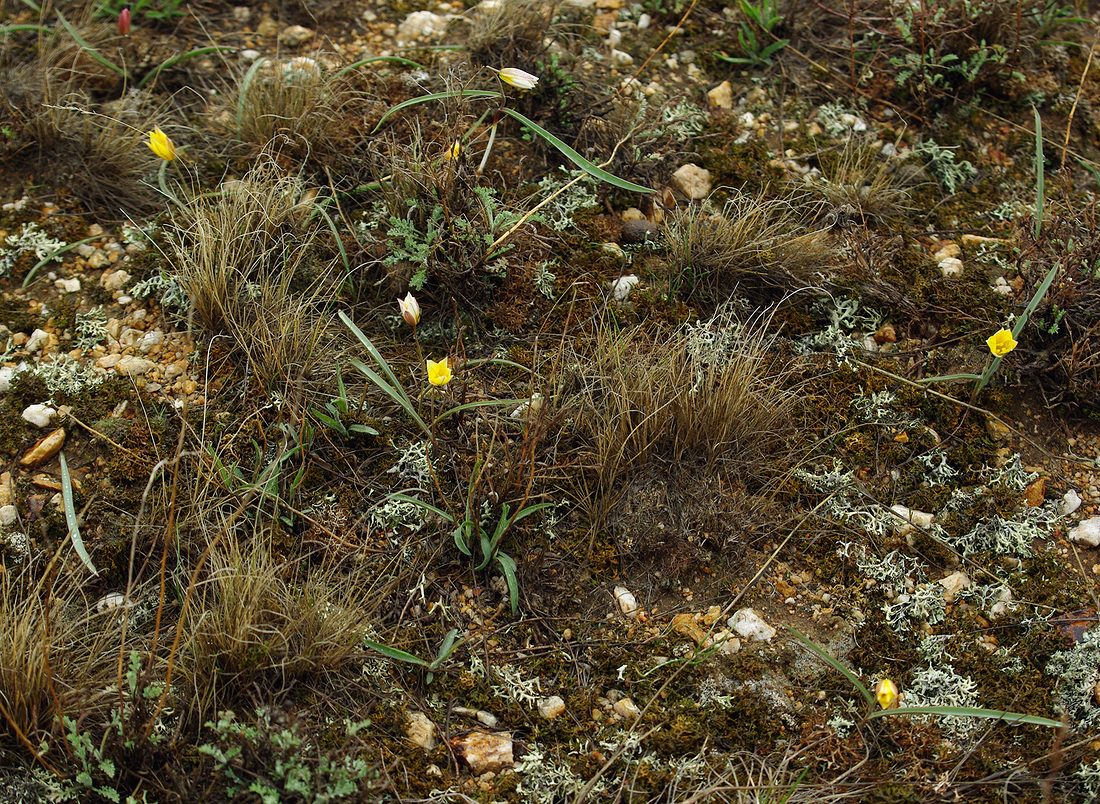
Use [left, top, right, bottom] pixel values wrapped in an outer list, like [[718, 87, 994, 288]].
[[477, 121, 498, 176], [156, 160, 181, 207]]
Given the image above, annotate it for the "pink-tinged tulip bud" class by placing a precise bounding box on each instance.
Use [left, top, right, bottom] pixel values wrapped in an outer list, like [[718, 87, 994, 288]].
[[118, 7, 132, 36], [398, 292, 421, 327]]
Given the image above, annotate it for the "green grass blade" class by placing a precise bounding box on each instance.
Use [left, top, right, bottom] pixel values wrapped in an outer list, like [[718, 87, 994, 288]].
[[499, 108, 653, 194], [23, 235, 99, 288], [236, 57, 269, 130], [60, 452, 98, 576], [1013, 262, 1059, 339], [432, 398, 525, 426], [508, 501, 553, 527], [57, 11, 126, 79], [372, 90, 502, 132], [869, 705, 1062, 728], [429, 629, 462, 670], [311, 201, 350, 272], [788, 627, 874, 706], [334, 55, 424, 79], [363, 639, 429, 667], [348, 357, 431, 437], [1033, 106, 1044, 239], [137, 46, 235, 89], [0, 24, 50, 35], [387, 492, 455, 523]]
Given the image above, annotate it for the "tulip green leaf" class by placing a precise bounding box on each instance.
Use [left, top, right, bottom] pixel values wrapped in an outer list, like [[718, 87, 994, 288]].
[[335, 55, 425, 79], [868, 706, 1062, 728], [500, 108, 653, 194], [372, 90, 503, 132], [60, 452, 98, 576]]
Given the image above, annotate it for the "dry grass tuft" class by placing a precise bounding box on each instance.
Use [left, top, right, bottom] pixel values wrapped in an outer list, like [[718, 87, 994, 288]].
[[458, 0, 562, 67], [663, 193, 833, 301], [0, 59, 161, 214], [226, 55, 378, 180], [802, 139, 916, 226], [179, 531, 378, 723], [165, 163, 340, 405], [571, 307, 800, 530], [0, 559, 135, 747]]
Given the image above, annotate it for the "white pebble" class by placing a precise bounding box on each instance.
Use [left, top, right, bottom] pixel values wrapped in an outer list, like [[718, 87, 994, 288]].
[[609, 274, 640, 302], [26, 329, 50, 352], [0, 505, 16, 526], [21, 403, 57, 428], [537, 695, 566, 720], [614, 585, 638, 618], [727, 608, 777, 642], [1062, 489, 1082, 516]]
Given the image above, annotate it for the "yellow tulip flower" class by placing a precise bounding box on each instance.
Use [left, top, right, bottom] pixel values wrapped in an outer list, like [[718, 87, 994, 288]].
[[875, 678, 899, 710], [147, 127, 176, 161], [427, 357, 452, 386], [445, 140, 461, 160], [986, 328, 1017, 358]]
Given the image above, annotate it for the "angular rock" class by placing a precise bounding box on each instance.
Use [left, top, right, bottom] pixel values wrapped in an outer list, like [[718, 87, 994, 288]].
[[1062, 490, 1083, 516], [727, 608, 776, 642], [451, 731, 514, 774], [938, 571, 971, 603], [20, 428, 66, 468], [707, 80, 733, 110], [671, 163, 712, 200], [612, 697, 641, 720], [609, 275, 640, 302], [0, 505, 16, 526], [938, 257, 964, 277], [398, 10, 453, 43], [115, 356, 155, 376], [405, 711, 436, 751], [889, 505, 934, 535], [537, 695, 566, 720], [1069, 517, 1100, 547]]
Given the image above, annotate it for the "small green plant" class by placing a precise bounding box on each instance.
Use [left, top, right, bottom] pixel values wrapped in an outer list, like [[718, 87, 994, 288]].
[[199, 708, 374, 802], [311, 370, 379, 438], [716, 0, 789, 67], [390, 467, 552, 613]]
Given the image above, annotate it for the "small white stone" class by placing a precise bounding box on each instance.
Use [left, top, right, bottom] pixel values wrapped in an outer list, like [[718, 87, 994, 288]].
[[609, 274, 640, 301], [452, 731, 514, 774], [0, 504, 16, 526], [637, 12, 651, 28], [54, 277, 81, 293], [101, 269, 131, 291], [26, 329, 50, 352], [607, 28, 622, 48], [0, 366, 15, 392], [537, 695, 566, 720], [889, 505, 934, 534], [21, 404, 57, 428], [278, 24, 315, 47], [115, 356, 156, 376], [138, 330, 165, 353], [991, 276, 1012, 295], [614, 585, 638, 618], [988, 586, 1015, 619], [240, 48, 261, 61], [939, 257, 964, 277], [727, 608, 776, 642], [938, 571, 971, 603], [612, 697, 641, 720], [1069, 516, 1100, 547], [1062, 490, 1083, 516], [397, 10, 453, 43], [95, 593, 132, 613], [671, 163, 712, 199], [610, 49, 634, 69]]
